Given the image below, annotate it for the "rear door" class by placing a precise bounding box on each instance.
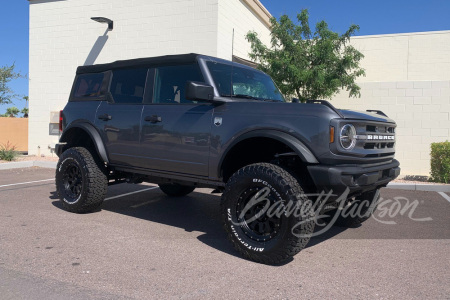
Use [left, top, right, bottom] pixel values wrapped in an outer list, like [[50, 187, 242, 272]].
[[94, 68, 149, 166], [140, 64, 214, 176]]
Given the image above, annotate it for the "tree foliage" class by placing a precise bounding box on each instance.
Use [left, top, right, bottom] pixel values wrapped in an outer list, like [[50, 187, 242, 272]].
[[246, 9, 365, 102], [2, 106, 20, 117], [0, 64, 23, 105], [21, 107, 29, 117]]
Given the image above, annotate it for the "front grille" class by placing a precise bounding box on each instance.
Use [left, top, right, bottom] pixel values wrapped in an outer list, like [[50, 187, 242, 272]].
[[366, 125, 395, 134], [352, 121, 396, 158], [364, 142, 395, 149]]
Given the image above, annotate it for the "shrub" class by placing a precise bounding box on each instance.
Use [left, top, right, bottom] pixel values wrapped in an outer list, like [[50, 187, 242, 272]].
[[0, 141, 18, 161], [430, 141, 450, 184]]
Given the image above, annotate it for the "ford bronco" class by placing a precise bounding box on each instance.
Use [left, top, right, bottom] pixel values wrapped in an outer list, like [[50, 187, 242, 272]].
[[55, 53, 400, 264]]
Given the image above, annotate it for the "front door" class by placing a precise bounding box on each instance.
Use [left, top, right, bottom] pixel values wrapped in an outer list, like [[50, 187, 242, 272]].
[[94, 68, 149, 166], [140, 64, 213, 176]]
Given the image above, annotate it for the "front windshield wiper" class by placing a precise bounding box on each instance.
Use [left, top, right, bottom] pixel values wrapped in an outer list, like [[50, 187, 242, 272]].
[[220, 94, 260, 100], [260, 99, 281, 102], [221, 94, 283, 102]]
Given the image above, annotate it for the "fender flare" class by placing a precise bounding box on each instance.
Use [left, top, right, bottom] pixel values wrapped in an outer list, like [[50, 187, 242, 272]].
[[60, 122, 109, 164], [218, 129, 319, 177]]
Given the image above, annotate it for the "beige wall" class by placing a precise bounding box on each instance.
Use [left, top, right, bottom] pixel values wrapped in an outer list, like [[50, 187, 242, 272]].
[[351, 30, 450, 82], [216, 0, 271, 61], [332, 31, 450, 176], [0, 118, 29, 152]]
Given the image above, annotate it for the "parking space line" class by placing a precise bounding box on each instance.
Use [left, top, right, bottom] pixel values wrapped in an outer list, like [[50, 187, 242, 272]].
[[0, 179, 54, 188], [438, 192, 450, 204], [104, 186, 159, 201], [131, 199, 159, 208]]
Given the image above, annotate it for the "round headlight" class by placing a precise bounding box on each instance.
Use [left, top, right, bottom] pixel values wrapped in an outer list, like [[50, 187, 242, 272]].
[[340, 124, 356, 150]]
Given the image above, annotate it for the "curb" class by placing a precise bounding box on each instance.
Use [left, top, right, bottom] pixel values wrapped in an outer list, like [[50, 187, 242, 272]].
[[0, 161, 57, 170], [386, 182, 450, 193]]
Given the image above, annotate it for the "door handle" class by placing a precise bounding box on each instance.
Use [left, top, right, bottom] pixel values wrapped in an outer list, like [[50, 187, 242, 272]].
[[98, 114, 112, 121], [145, 115, 162, 123]]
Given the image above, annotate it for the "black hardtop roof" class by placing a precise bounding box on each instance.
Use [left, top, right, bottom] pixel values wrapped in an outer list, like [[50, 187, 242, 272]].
[[76, 53, 261, 74], [76, 53, 199, 74]]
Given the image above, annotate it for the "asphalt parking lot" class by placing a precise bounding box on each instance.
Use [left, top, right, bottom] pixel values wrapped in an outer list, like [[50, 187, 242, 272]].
[[0, 167, 449, 299]]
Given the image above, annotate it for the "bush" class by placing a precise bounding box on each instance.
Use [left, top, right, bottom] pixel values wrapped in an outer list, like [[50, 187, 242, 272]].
[[0, 141, 18, 161], [430, 141, 450, 184]]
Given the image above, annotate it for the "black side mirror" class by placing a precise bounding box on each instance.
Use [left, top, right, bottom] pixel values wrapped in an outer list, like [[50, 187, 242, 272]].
[[185, 81, 214, 102]]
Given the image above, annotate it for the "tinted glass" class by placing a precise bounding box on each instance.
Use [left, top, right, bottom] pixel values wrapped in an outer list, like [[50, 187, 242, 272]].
[[207, 62, 285, 102], [73, 73, 104, 98], [110, 69, 148, 104], [153, 64, 204, 104]]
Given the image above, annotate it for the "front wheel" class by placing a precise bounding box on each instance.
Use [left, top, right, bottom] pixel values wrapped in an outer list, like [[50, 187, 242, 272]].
[[55, 147, 107, 213], [221, 163, 315, 265]]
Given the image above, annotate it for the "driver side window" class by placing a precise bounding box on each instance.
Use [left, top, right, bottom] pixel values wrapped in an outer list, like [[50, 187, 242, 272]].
[[153, 64, 204, 104]]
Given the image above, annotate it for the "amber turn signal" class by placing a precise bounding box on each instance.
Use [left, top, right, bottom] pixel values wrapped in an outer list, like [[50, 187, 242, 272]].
[[330, 126, 335, 143]]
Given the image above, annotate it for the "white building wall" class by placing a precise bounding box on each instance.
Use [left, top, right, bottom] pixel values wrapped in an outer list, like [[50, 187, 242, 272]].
[[29, 0, 220, 156], [332, 31, 450, 176], [216, 0, 271, 61], [29, 0, 271, 156]]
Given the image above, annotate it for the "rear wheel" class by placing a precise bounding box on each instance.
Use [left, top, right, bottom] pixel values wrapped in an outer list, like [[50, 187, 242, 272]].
[[158, 183, 195, 197], [221, 163, 315, 265], [333, 189, 380, 227], [55, 147, 107, 213]]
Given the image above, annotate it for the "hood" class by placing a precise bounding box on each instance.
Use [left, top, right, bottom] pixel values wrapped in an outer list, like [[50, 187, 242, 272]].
[[338, 109, 396, 123]]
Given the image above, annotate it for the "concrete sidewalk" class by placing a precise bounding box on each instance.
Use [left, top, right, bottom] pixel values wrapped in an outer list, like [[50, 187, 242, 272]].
[[0, 161, 57, 170], [386, 182, 450, 192]]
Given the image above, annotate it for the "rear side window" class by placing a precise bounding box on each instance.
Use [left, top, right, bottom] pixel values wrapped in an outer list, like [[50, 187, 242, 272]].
[[110, 68, 148, 104], [73, 73, 104, 98]]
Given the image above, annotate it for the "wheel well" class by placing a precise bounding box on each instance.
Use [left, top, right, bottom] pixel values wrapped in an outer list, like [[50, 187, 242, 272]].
[[220, 137, 315, 190], [60, 128, 100, 162]]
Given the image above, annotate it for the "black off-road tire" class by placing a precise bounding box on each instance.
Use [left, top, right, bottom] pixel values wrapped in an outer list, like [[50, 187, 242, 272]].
[[221, 163, 315, 265], [158, 183, 195, 197], [55, 147, 107, 213], [333, 189, 380, 228]]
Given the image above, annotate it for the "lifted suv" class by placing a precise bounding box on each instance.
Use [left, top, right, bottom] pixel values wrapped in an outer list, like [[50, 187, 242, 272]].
[[55, 53, 400, 264]]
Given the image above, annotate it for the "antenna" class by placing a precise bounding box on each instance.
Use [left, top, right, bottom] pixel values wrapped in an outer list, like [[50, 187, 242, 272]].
[[232, 28, 235, 58], [230, 28, 235, 96]]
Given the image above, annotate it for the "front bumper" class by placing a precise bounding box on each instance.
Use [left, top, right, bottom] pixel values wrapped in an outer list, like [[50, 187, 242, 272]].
[[308, 159, 400, 198]]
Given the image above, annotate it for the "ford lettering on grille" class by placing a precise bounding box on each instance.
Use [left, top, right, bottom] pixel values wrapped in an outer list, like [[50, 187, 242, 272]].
[[367, 135, 395, 140]]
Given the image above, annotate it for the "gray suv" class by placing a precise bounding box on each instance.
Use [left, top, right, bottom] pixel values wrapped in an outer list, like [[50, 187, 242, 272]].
[[55, 53, 400, 264]]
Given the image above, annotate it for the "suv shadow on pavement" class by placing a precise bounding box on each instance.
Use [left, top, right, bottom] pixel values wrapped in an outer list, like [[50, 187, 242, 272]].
[[50, 189, 348, 264]]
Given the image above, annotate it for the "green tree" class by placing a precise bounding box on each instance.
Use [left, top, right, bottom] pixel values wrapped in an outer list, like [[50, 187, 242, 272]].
[[2, 106, 20, 117], [246, 9, 365, 102], [21, 107, 29, 118], [0, 64, 23, 105]]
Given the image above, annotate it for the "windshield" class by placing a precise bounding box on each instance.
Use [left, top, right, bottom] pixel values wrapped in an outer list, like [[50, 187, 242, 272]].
[[206, 61, 285, 102]]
